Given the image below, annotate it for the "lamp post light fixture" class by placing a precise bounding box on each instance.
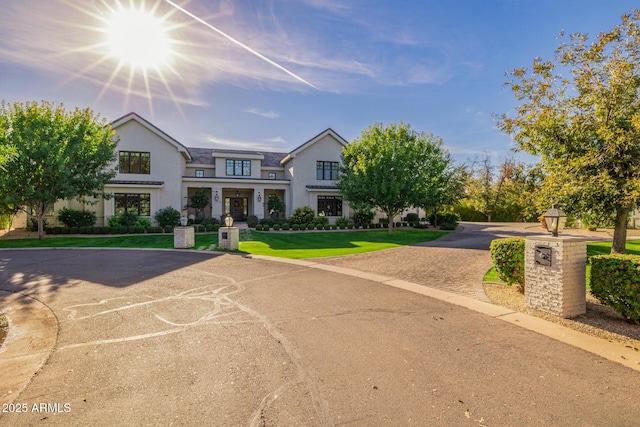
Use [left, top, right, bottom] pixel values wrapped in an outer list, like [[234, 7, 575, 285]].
[[544, 203, 567, 237], [214, 191, 219, 202], [224, 214, 234, 228], [180, 215, 188, 227], [257, 191, 262, 203]]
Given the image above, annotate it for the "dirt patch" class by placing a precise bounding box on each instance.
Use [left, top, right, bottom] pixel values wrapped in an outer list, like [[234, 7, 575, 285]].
[[484, 282, 640, 351], [0, 314, 7, 348]]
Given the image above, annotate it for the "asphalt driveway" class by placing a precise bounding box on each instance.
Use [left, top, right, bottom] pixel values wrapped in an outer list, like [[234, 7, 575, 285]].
[[1, 247, 640, 426]]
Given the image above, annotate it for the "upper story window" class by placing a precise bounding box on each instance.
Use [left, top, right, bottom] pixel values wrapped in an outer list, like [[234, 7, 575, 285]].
[[316, 161, 339, 180], [195, 169, 204, 177], [119, 151, 150, 174], [268, 172, 276, 180], [226, 159, 251, 176]]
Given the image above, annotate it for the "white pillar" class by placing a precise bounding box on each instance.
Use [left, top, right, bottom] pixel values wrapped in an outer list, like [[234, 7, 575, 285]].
[[524, 236, 586, 318]]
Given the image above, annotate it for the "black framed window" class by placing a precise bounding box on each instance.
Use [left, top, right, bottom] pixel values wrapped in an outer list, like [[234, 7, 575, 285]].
[[318, 196, 342, 216], [115, 193, 151, 216], [119, 151, 150, 174], [316, 161, 339, 180], [226, 159, 251, 176]]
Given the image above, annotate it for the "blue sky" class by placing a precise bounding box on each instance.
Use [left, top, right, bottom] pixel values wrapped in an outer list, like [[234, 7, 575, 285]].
[[0, 0, 637, 163]]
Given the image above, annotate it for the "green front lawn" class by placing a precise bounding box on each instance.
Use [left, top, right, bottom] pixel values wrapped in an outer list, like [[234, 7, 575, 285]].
[[0, 229, 448, 259], [242, 229, 448, 259]]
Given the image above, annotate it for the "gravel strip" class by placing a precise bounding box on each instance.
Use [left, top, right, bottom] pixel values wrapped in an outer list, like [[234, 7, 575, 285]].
[[484, 282, 640, 350]]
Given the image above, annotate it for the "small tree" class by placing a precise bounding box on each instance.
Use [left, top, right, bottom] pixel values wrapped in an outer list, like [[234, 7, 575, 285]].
[[187, 189, 210, 221], [0, 101, 117, 239], [338, 122, 454, 234], [267, 195, 285, 218]]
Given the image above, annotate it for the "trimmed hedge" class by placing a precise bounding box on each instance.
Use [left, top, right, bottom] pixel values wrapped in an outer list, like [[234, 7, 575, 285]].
[[590, 255, 640, 323], [489, 238, 525, 288]]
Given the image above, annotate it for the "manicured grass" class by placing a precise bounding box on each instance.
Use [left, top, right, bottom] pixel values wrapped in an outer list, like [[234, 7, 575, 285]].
[[240, 229, 448, 259], [483, 239, 640, 288], [0, 229, 448, 259], [0, 234, 218, 249]]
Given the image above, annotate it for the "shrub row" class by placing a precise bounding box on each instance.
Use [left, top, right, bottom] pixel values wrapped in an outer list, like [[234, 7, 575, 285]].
[[46, 224, 222, 235], [489, 237, 525, 289], [590, 255, 640, 323]]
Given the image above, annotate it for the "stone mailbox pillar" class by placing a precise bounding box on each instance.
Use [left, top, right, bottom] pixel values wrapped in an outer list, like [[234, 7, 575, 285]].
[[218, 227, 239, 250], [524, 236, 586, 318], [174, 226, 195, 249]]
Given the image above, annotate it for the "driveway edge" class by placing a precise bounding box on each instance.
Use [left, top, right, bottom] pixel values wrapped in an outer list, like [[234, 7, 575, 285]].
[[247, 254, 640, 372]]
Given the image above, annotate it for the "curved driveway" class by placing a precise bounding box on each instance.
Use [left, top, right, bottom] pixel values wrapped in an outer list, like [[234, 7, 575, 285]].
[[1, 225, 639, 426]]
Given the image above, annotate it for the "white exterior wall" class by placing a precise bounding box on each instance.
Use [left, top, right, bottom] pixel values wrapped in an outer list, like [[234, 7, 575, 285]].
[[107, 120, 187, 222], [284, 134, 345, 218]]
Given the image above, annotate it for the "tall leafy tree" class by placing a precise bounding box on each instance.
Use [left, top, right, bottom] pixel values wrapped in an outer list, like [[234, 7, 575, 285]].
[[337, 122, 454, 234], [498, 10, 640, 253], [0, 101, 118, 239]]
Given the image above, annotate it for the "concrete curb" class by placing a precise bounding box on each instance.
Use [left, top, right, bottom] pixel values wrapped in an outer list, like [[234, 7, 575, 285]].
[[247, 254, 640, 372], [0, 290, 58, 405]]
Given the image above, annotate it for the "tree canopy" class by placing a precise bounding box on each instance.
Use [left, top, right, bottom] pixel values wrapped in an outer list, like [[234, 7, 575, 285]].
[[498, 10, 640, 253], [0, 101, 118, 239], [337, 122, 457, 234]]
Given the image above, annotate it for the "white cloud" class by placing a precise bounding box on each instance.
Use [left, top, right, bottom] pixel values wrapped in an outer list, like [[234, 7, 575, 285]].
[[198, 134, 289, 152], [243, 108, 280, 119]]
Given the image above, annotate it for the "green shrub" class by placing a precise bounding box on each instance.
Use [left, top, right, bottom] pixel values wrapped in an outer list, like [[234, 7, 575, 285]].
[[439, 222, 458, 230], [323, 224, 330, 230], [100, 226, 111, 234], [69, 226, 79, 234], [255, 225, 263, 231], [205, 223, 213, 232], [60, 227, 70, 234], [136, 226, 145, 233], [111, 227, 120, 234], [590, 255, 640, 323], [353, 209, 374, 227], [315, 216, 329, 226], [201, 217, 219, 226], [27, 217, 48, 232], [109, 212, 139, 227], [290, 206, 315, 225], [128, 226, 137, 234], [135, 217, 152, 228], [247, 215, 259, 228], [406, 213, 419, 223], [198, 225, 206, 232], [145, 226, 155, 234], [306, 223, 314, 230], [78, 226, 87, 234], [347, 224, 354, 229], [213, 224, 221, 232], [155, 207, 181, 227], [273, 224, 281, 231], [163, 225, 174, 233], [395, 221, 402, 227], [51, 226, 62, 235], [154, 226, 164, 233], [58, 208, 97, 228], [282, 223, 290, 230], [335, 216, 350, 228], [489, 238, 525, 289], [292, 224, 300, 231]]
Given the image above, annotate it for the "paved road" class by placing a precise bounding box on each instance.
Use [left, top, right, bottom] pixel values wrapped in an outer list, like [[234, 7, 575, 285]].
[[1, 247, 640, 426]]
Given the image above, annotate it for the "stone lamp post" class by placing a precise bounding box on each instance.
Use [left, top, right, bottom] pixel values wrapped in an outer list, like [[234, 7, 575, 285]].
[[219, 213, 239, 250], [524, 204, 586, 318], [174, 215, 194, 249]]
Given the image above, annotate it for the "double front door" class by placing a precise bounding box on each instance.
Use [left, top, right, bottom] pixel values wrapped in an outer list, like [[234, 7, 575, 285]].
[[226, 197, 248, 221]]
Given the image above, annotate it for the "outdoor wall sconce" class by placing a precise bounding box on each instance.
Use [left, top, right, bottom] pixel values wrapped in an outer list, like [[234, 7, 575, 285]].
[[180, 215, 188, 227], [257, 192, 262, 202], [235, 189, 240, 197], [224, 214, 234, 228], [544, 203, 567, 237], [214, 191, 219, 202]]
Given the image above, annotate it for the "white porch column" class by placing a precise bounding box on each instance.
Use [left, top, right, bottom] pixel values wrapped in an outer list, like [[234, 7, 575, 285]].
[[254, 187, 265, 220], [211, 187, 223, 220]]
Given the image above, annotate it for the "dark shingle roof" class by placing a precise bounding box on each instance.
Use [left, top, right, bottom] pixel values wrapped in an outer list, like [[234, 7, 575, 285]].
[[186, 147, 287, 167]]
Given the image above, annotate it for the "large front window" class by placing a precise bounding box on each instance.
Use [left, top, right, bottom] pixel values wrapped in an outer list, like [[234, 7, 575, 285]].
[[316, 161, 339, 180], [318, 195, 342, 216], [115, 193, 150, 216], [119, 151, 150, 174], [226, 160, 251, 176]]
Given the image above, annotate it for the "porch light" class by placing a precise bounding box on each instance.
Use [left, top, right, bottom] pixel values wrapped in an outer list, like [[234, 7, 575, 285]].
[[235, 189, 240, 197], [224, 214, 233, 228], [214, 191, 219, 202], [543, 203, 566, 237], [180, 216, 188, 227], [257, 192, 262, 202]]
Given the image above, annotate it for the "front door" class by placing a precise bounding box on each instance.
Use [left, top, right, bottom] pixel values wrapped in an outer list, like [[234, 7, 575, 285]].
[[230, 197, 248, 221]]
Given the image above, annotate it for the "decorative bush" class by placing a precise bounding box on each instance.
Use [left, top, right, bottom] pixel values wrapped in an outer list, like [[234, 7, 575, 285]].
[[69, 226, 79, 234], [590, 255, 640, 323], [282, 223, 290, 230], [347, 224, 354, 229], [353, 209, 375, 227], [323, 224, 330, 230], [201, 217, 219, 226], [335, 216, 350, 228], [135, 217, 152, 228], [489, 238, 525, 289], [111, 227, 120, 234], [163, 225, 174, 233], [406, 213, 419, 223], [255, 225, 263, 231], [51, 226, 62, 234], [290, 206, 315, 225], [101, 226, 111, 234], [292, 224, 300, 231], [60, 227, 70, 234], [127, 226, 137, 234], [155, 207, 181, 227], [205, 223, 213, 232], [315, 216, 329, 226], [212, 224, 221, 232], [306, 223, 314, 230], [439, 222, 458, 230], [273, 224, 281, 231], [58, 208, 97, 228], [247, 215, 259, 228]]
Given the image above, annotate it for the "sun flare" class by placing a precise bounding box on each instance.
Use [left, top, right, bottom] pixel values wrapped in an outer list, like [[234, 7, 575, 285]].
[[105, 6, 173, 70]]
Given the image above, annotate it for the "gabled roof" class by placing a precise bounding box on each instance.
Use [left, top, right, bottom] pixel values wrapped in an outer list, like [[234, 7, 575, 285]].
[[111, 112, 192, 162], [280, 128, 348, 165]]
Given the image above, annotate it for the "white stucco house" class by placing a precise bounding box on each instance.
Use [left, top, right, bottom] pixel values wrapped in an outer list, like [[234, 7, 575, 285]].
[[34, 112, 356, 226]]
